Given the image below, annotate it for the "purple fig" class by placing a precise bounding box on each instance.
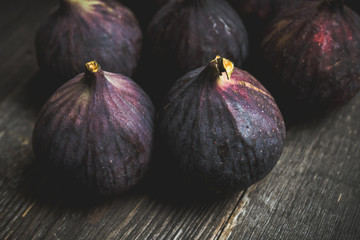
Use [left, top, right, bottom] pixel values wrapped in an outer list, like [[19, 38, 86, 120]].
[[159, 56, 285, 193], [261, 0, 360, 116], [35, 0, 142, 87], [32, 61, 154, 196], [147, 0, 249, 80]]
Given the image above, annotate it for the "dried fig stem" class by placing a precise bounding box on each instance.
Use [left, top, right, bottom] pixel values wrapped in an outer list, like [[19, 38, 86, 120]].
[[86, 60, 100, 73], [213, 55, 234, 79], [84, 60, 103, 83]]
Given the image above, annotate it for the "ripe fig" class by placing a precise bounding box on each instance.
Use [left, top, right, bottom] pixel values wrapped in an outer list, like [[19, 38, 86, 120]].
[[146, 0, 249, 91], [158, 56, 285, 193], [32, 61, 154, 196], [261, 0, 360, 117], [35, 0, 142, 88]]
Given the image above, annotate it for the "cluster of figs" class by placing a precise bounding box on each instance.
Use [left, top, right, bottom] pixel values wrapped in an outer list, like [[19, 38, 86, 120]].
[[32, 0, 360, 196]]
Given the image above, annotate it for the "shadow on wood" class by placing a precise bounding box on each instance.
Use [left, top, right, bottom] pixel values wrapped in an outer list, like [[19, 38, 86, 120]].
[[15, 161, 114, 210], [14, 154, 232, 212]]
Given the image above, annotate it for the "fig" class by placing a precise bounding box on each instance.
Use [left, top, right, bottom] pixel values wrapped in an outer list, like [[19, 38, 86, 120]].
[[35, 0, 142, 87], [147, 0, 249, 91], [261, 0, 360, 117], [158, 56, 285, 193], [32, 61, 154, 196]]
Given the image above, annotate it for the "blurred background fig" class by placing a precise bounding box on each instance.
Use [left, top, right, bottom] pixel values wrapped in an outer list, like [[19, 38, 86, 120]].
[[32, 61, 155, 196], [144, 0, 249, 104], [148, 0, 249, 75], [35, 0, 142, 89], [260, 0, 360, 119], [158, 56, 285, 193]]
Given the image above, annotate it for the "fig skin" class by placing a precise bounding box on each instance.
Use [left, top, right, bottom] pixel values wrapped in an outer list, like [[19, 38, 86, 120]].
[[261, 0, 360, 117], [35, 0, 142, 87], [147, 0, 249, 84], [32, 61, 155, 196], [158, 56, 285, 193]]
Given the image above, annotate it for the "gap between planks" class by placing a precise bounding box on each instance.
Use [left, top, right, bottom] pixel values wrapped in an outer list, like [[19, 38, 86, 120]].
[[214, 189, 248, 240]]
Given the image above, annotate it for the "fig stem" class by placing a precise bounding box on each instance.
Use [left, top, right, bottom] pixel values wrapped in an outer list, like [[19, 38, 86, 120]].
[[213, 55, 234, 79], [84, 61, 103, 84], [86, 61, 100, 73]]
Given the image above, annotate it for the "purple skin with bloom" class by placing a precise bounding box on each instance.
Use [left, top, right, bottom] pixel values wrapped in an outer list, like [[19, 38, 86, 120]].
[[35, 0, 142, 85], [147, 0, 249, 79], [32, 61, 154, 196], [261, 0, 360, 114], [159, 56, 285, 193]]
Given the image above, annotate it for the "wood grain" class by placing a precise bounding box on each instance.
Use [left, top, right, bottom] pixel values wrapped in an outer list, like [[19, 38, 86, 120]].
[[1, 0, 360, 239]]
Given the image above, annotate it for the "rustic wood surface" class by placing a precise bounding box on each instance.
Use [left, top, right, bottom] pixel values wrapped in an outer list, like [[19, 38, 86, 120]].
[[1, 0, 360, 239]]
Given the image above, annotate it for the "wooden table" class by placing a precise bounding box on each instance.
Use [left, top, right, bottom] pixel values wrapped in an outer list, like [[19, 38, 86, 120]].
[[1, 0, 359, 239]]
